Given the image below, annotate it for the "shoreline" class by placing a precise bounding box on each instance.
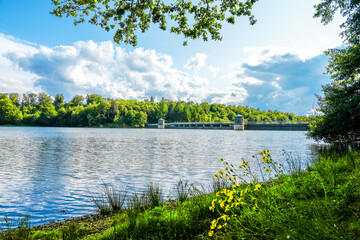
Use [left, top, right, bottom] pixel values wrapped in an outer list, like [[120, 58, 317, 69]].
[[1, 149, 360, 239]]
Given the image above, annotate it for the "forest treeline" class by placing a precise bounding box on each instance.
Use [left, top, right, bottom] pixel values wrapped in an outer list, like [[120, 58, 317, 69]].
[[0, 93, 310, 128]]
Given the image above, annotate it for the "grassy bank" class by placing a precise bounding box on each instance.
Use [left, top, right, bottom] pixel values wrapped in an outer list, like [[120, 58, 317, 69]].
[[1, 148, 360, 239]]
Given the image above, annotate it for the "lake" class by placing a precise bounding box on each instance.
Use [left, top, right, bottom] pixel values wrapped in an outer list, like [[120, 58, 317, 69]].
[[0, 127, 320, 226]]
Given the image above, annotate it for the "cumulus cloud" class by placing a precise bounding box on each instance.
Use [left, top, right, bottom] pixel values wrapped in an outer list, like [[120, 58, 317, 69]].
[[242, 46, 324, 65], [3, 35, 209, 102], [204, 87, 249, 106], [184, 53, 207, 70], [0, 34, 40, 93], [1, 33, 333, 115], [235, 77, 263, 85], [228, 46, 331, 114], [208, 65, 220, 77]]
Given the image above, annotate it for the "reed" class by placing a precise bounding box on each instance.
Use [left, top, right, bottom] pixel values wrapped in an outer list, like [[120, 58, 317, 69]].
[[174, 179, 190, 203]]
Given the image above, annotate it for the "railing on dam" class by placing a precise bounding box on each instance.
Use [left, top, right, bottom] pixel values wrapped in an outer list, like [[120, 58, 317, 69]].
[[147, 119, 310, 131], [246, 121, 310, 125], [167, 122, 234, 130], [147, 122, 233, 129]]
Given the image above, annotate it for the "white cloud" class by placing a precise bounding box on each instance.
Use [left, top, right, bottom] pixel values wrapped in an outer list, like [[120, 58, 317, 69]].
[[184, 53, 207, 70], [2, 34, 209, 102], [224, 46, 331, 114], [0, 34, 332, 115], [208, 65, 220, 77], [243, 45, 325, 65], [209, 87, 249, 105], [236, 77, 263, 85], [0, 34, 40, 94]]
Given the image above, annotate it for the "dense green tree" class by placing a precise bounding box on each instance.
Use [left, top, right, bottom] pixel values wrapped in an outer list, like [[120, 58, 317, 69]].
[[0, 92, 308, 127], [8, 93, 20, 106], [28, 93, 38, 107], [309, 78, 360, 142], [134, 111, 148, 127], [314, 0, 360, 44], [23, 111, 41, 126], [54, 94, 65, 110], [0, 96, 23, 125], [108, 100, 119, 123], [68, 105, 87, 126], [38, 92, 53, 106], [183, 105, 192, 122], [156, 100, 168, 119], [70, 95, 85, 106], [124, 110, 137, 126], [21, 94, 30, 107], [38, 104, 58, 126], [50, 0, 258, 46], [172, 101, 186, 122], [227, 111, 236, 121], [308, 0, 360, 142], [86, 94, 104, 105], [201, 102, 210, 115]]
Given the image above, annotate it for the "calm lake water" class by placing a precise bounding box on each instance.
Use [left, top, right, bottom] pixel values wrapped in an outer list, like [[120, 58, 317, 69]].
[[0, 127, 321, 226]]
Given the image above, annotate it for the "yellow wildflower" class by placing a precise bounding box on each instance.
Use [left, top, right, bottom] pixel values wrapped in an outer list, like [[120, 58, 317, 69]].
[[254, 183, 262, 191], [208, 230, 214, 237], [266, 168, 270, 173], [210, 219, 217, 230], [239, 160, 248, 169], [221, 214, 230, 221]]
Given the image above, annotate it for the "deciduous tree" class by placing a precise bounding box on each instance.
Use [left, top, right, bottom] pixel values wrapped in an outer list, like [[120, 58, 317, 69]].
[[308, 0, 360, 142], [51, 0, 258, 46]]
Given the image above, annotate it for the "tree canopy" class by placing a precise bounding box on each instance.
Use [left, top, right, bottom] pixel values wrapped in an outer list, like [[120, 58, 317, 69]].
[[314, 0, 360, 44], [50, 0, 258, 46], [308, 0, 360, 143], [0, 92, 309, 128]]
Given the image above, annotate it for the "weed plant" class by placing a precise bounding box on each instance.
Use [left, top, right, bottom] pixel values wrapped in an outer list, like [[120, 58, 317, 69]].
[[145, 183, 163, 208], [174, 179, 190, 203], [207, 149, 360, 239], [210, 177, 230, 194], [90, 183, 127, 215], [90, 193, 111, 215], [105, 185, 127, 213], [60, 222, 79, 240], [127, 192, 146, 212], [0, 216, 31, 240]]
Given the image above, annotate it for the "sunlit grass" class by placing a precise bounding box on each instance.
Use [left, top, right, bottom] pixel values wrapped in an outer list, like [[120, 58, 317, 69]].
[[2, 148, 360, 239], [207, 149, 360, 239]]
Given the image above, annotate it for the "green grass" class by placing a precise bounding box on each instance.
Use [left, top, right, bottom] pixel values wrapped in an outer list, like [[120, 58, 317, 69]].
[[90, 183, 127, 215], [1, 148, 360, 239]]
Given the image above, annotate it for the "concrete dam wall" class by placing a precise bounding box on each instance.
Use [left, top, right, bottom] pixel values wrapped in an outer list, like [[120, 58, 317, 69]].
[[147, 116, 310, 131], [245, 123, 310, 131]]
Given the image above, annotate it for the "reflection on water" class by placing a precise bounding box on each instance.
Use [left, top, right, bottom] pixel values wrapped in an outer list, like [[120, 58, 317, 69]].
[[0, 127, 321, 226]]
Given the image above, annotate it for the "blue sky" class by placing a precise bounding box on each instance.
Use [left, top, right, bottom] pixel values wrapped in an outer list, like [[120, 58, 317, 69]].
[[0, 0, 344, 114]]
